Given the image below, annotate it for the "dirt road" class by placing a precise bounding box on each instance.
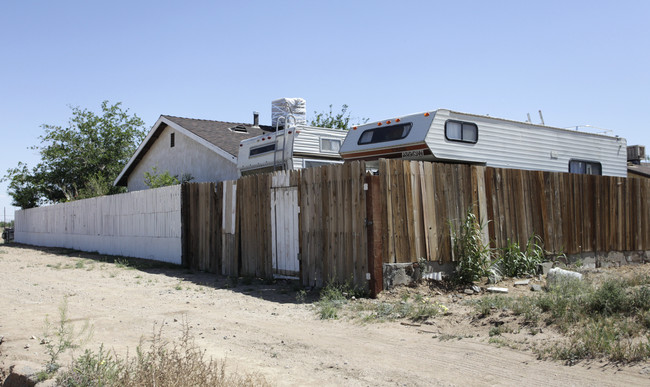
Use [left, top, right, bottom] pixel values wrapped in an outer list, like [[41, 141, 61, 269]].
[[1, 244, 648, 386]]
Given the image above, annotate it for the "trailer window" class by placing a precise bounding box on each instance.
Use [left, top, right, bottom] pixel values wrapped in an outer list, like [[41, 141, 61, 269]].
[[358, 123, 412, 145], [249, 143, 275, 157], [320, 138, 341, 152], [569, 159, 602, 175], [445, 120, 478, 143], [304, 160, 333, 168]]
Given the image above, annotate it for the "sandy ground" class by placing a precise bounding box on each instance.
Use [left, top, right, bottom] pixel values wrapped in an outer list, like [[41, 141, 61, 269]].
[[1, 243, 649, 386]]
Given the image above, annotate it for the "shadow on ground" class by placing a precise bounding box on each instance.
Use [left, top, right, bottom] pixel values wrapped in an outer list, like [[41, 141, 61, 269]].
[[3, 242, 320, 305]]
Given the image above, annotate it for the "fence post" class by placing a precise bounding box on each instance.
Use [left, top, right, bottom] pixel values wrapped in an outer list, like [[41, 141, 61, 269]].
[[180, 182, 188, 268], [366, 174, 383, 298]]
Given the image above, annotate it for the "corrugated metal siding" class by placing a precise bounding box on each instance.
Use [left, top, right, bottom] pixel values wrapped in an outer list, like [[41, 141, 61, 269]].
[[426, 110, 627, 177], [14, 185, 182, 264], [240, 126, 346, 172], [292, 126, 347, 156]]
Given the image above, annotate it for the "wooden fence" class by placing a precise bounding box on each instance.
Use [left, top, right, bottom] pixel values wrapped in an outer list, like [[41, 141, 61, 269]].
[[181, 159, 650, 290], [181, 182, 220, 272], [299, 162, 368, 287]]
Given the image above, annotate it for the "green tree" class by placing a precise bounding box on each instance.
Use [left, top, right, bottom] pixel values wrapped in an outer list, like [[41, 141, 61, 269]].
[[143, 166, 194, 189], [310, 104, 368, 130], [2, 101, 147, 208]]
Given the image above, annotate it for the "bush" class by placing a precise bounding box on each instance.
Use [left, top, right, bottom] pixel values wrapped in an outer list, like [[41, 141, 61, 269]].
[[587, 279, 630, 316], [497, 235, 544, 278], [451, 208, 492, 284], [57, 323, 268, 387]]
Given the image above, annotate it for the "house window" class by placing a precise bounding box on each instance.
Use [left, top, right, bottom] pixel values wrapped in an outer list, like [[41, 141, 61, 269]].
[[569, 159, 602, 175], [250, 143, 276, 157], [320, 138, 341, 152], [170, 133, 175, 148], [358, 123, 413, 145], [445, 120, 478, 143]]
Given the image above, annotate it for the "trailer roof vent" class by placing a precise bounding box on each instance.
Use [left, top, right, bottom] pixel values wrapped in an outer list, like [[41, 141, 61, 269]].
[[230, 125, 248, 133]]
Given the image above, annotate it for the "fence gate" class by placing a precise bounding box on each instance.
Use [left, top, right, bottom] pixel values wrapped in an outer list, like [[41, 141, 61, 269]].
[[271, 172, 300, 279]]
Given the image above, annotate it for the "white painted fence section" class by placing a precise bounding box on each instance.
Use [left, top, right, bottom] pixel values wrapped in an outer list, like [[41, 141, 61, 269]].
[[271, 171, 299, 278], [14, 185, 182, 264]]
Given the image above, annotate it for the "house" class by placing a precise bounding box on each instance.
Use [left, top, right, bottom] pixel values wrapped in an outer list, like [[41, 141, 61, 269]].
[[628, 163, 650, 179], [114, 113, 272, 191]]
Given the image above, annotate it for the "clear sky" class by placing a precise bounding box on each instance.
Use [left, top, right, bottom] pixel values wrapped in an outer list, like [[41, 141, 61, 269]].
[[1, 0, 649, 219]]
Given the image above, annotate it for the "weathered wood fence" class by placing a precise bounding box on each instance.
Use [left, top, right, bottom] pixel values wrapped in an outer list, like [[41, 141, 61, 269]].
[[181, 159, 650, 291]]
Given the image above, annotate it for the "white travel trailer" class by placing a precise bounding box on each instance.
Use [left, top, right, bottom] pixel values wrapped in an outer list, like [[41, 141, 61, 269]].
[[339, 109, 628, 177], [238, 124, 347, 175]]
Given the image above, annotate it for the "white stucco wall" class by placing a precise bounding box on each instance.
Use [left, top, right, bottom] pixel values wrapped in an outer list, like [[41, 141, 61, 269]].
[[14, 185, 182, 264], [127, 125, 239, 191]]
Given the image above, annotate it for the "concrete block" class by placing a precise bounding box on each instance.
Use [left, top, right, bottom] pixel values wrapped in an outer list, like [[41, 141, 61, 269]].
[[538, 261, 554, 275], [581, 256, 596, 269], [383, 263, 415, 289], [547, 267, 583, 286]]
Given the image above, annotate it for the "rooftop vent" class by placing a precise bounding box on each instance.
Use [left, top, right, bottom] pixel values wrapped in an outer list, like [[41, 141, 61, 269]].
[[253, 111, 260, 127], [627, 145, 646, 164], [231, 125, 248, 133]]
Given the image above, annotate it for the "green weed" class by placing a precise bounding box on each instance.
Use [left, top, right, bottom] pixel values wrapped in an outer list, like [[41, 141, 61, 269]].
[[497, 235, 544, 278], [451, 208, 492, 284], [41, 298, 93, 379], [316, 281, 367, 320], [474, 275, 650, 363]]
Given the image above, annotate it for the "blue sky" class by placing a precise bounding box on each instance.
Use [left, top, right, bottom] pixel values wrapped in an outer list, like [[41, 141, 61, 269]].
[[1, 1, 649, 219]]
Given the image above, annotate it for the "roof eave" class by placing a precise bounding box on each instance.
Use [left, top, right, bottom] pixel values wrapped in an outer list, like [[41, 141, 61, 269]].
[[113, 116, 239, 187]]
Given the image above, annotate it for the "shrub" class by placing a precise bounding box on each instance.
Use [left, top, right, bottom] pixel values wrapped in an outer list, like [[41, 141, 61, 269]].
[[57, 323, 268, 387], [497, 235, 544, 278], [451, 208, 492, 284]]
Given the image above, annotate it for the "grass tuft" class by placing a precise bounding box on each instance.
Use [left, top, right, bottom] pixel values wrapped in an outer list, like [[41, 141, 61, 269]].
[[473, 275, 650, 363], [56, 322, 268, 387]]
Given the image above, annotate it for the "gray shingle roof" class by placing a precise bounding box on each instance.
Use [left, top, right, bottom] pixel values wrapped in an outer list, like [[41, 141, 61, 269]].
[[628, 163, 650, 179], [114, 115, 275, 186], [162, 115, 273, 157]]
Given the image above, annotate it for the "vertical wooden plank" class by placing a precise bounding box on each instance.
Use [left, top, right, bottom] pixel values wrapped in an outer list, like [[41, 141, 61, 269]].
[[320, 165, 331, 285], [433, 163, 450, 262], [336, 163, 346, 282], [392, 161, 409, 263], [180, 183, 188, 267], [379, 159, 393, 263], [402, 161, 416, 261], [366, 174, 383, 297], [472, 166, 489, 248], [352, 161, 368, 289], [419, 162, 433, 261], [484, 168, 497, 250], [343, 162, 354, 283], [314, 166, 325, 287]]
